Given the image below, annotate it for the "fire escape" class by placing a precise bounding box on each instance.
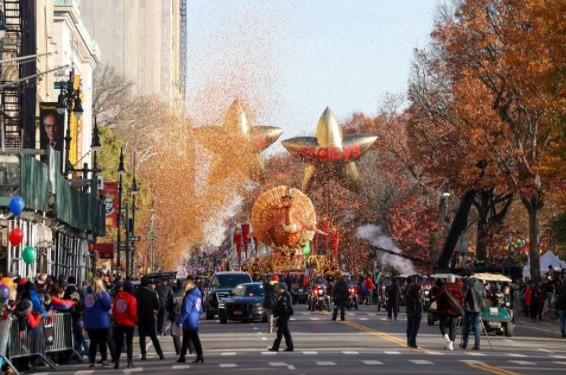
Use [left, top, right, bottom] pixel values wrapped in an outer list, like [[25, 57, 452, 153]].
[[1, 0, 23, 149]]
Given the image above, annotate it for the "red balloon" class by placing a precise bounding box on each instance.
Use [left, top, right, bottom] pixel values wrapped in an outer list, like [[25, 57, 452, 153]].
[[9, 228, 23, 246]]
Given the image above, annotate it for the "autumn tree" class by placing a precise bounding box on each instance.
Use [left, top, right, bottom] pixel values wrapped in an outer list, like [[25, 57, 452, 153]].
[[407, 0, 564, 279]]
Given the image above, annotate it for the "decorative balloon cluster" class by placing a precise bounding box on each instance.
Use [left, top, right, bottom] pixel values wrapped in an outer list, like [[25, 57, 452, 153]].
[[6, 196, 37, 265], [497, 235, 547, 254], [0, 277, 14, 305]]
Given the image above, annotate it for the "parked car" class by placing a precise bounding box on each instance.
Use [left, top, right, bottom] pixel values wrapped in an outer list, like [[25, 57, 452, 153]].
[[219, 283, 266, 324], [205, 271, 253, 319]]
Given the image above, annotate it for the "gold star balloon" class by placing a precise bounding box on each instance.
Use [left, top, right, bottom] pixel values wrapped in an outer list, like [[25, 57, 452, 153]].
[[194, 99, 283, 183], [282, 107, 377, 193]]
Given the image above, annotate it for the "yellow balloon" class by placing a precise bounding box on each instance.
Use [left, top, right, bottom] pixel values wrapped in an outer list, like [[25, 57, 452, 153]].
[[0, 277, 14, 290]]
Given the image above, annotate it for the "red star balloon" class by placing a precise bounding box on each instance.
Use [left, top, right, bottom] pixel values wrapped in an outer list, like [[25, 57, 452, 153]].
[[194, 99, 283, 183], [282, 107, 377, 193]]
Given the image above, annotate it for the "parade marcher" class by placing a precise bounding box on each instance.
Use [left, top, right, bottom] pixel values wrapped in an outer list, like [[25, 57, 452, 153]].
[[135, 278, 164, 360], [525, 280, 543, 321], [365, 274, 376, 305], [112, 281, 138, 369], [405, 278, 423, 349], [386, 278, 401, 320], [263, 275, 279, 333], [435, 275, 464, 350], [460, 272, 486, 350], [332, 277, 349, 321], [557, 275, 566, 338], [83, 278, 112, 368], [167, 280, 185, 355], [269, 283, 294, 352], [156, 278, 173, 336], [176, 280, 204, 364]]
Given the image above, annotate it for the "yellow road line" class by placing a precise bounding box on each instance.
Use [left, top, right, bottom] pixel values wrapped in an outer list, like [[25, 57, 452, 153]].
[[467, 362, 521, 375], [342, 320, 520, 375], [341, 320, 410, 348]]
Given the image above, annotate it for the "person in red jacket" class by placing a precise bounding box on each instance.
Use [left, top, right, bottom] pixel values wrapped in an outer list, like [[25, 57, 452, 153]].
[[364, 275, 376, 305], [525, 281, 544, 321], [112, 281, 138, 369], [435, 275, 464, 350]]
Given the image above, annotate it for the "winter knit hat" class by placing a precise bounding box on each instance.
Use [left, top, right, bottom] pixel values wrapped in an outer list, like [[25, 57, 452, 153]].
[[123, 281, 134, 293], [272, 275, 280, 282]]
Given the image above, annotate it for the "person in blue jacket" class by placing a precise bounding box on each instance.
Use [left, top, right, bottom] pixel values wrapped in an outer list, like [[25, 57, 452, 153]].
[[83, 278, 112, 368], [175, 279, 204, 364]]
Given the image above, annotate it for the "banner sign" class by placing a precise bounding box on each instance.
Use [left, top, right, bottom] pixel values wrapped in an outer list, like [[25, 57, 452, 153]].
[[96, 243, 114, 260], [39, 102, 65, 162], [102, 182, 118, 228]]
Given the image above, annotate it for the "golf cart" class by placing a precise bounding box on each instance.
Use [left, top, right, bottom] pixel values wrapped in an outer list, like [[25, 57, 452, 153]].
[[475, 273, 514, 337], [427, 273, 462, 326]]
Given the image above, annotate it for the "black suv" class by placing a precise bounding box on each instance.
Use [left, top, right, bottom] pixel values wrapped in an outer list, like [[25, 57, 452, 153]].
[[205, 271, 253, 319]]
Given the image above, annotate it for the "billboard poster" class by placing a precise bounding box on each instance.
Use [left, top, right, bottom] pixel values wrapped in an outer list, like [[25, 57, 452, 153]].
[[39, 102, 65, 154], [102, 182, 118, 228]]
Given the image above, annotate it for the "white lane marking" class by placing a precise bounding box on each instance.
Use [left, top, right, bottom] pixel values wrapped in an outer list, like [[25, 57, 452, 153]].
[[287, 365, 296, 370], [367, 313, 376, 316], [346, 313, 355, 316], [303, 351, 318, 355], [459, 360, 485, 365], [74, 371, 94, 375], [171, 365, 191, 370], [257, 332, 263, 334], [219, 363, 238, 368], [290, 317, 296, 321], [342, 351, 359, 355], [359, 317, 369, 321], [384, 351, 402, 355], [262, 337, 267, 340], [310, 317, 320, 321], [380, 318, 387, 321], [410, 360, 433, 365], [269, 362, 288, 367], [316, 361, 336, 366], [504, 339, 514, 343], [124, 368, 143, 373], [467, 352, 486, 356], [551, 355, 566, 359], [261, 351, 278, 355], [253, 327, 258, 330], [362, 360, 383, 365], [553, 362, 566, 365], [539, 349, 554, 353], [509, 360, 536, 365], [301, 312, 309, 315], [426, 351, 444, 355], [221, 352, 237, 356], [507, 353, 527, 358]]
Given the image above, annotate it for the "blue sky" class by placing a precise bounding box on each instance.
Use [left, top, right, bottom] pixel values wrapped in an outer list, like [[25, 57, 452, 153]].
[[186, 0, 441, 152]]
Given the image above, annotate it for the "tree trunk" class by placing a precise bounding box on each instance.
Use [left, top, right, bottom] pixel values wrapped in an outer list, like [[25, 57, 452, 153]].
[[475, 191, 490, 262], [522, 194, 542, 281]]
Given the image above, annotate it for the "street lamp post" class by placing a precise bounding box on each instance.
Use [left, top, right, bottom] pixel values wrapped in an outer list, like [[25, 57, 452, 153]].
[[130, 170, 139, 277], [56, 68, 84, 175], [116, 147, 125, 274]]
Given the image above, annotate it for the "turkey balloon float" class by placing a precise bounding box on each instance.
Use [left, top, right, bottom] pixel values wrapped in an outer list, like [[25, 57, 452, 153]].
[[193, 99, 283, 183], [282, 107, 377, 193]]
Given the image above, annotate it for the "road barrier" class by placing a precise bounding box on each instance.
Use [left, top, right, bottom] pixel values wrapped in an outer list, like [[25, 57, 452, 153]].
[[7, 316, 58, 371], [44, 313, 82, 361]]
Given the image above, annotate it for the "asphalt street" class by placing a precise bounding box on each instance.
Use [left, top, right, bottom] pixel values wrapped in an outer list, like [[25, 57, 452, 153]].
[[30, 304, 566, 375]]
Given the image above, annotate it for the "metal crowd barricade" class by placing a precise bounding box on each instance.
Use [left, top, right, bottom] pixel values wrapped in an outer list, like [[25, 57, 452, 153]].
[[7, 317, 57, 371], [44, 313, 82, 361]]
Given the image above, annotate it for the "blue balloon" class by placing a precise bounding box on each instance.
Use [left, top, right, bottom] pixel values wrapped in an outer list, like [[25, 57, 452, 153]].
[[8, 196, 25, 216]]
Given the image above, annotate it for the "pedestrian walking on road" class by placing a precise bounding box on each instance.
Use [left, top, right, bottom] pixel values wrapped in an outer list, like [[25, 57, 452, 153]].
[[405, 278, 423, 349], [269, 283, 294, 352], [176, 280, 204, 364], [435, 275, 464, 351], [112, 281, 138, 369], [556, 275, 566, 338], [386, 278, 401, 320], [332, 277, 349, 321], [365, 274, 376, 305], [460, 272, 486, 350], [83, 278, 112, 368], [156, 278, 173, 335], [135, 278, 164, 360], [263, 275, 279, 333], [525, 281, 543, 321], [167, 280, 185, 355]]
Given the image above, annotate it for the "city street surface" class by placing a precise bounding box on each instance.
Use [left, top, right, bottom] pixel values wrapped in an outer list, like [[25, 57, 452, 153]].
[[31, 304, 566, 375]]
